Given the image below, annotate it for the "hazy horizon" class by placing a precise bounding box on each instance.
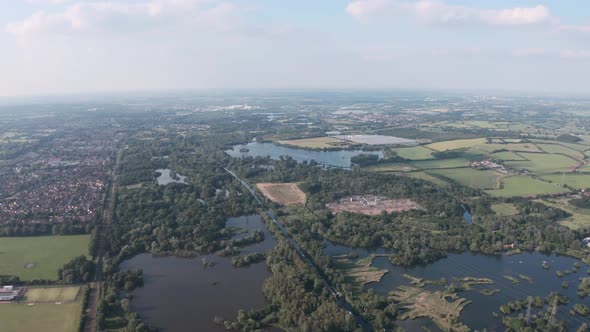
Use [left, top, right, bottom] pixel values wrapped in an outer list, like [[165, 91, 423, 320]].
[[2, 0, 590, 96]]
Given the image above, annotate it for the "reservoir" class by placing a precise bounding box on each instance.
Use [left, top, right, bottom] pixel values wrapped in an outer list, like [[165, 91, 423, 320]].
[[155, 168, 187, 185], [226, 142, 383, 168], [120, 215, 277, 332]]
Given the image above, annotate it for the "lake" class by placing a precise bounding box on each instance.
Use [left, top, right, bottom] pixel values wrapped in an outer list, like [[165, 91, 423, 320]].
[[368, 252, 590, 331], [225, 142, 383, 168], [155, 168, 187, 185], [120, 215, 278, 332]]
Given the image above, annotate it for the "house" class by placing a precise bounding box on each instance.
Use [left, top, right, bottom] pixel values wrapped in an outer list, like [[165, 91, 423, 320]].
[[0, 286, 22, 301]]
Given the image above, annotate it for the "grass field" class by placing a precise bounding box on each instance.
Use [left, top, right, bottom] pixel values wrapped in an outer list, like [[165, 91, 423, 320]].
[[256, 182, 306, 205], [478, 143, 542, 153], [410, 158, 469, 169], [505, 153, 579, 174], [541, 173, 590, 189], [428, 168, 500, 189], [0, 235, 90, 280], [365, 162, 415, 172], [402, 172, 451, 188], [0, 296, 82, 332], [23, 286, 80, 303], [277, 136, 346, 149], [491, 203, 519, 216], [393, 146, 434, 160], [426, 138, 487, 151], [537, 199, 590, 230], [486, 176, 568, 197], [536, 144, 584, 159], [490, 151, 527, 161]]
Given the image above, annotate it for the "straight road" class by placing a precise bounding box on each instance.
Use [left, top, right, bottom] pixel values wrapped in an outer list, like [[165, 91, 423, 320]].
[[224, 168, 373, 332]]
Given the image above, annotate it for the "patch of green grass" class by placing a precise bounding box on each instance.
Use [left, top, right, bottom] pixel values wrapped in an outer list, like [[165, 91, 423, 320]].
[[393, 146, 435, 160], [490, 151, 527, 161], [410, 158, 470, 170], [365, 163, 416, 172], [537, 199, 590, 230], [505, 153, 578, 174], [0, 296, 82, 332], [536, 144, 584, 159], [426, 138, 487, 151], [541, 173, 590, 189], [402, 171, 451, 188], [486, 176, 568, 197], [478, 143, 542, 153], [0, 235, 90, 280], [428, 168, 500, 189], [491, 203, 519, 216]]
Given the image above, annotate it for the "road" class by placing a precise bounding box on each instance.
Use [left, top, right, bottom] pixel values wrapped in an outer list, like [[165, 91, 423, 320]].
[[224, 168, 373, 332], [84, 149, 122, 332]]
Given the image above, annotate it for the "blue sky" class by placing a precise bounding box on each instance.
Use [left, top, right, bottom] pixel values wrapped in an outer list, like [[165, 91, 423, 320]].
[[1, 0, 590, 96]]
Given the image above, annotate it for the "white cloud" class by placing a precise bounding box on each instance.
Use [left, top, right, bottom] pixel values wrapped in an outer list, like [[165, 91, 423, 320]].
[[346, 0, 550, 26], [25, 0, 72, 4], [511, 48, 548, 57], [7, 0, 238, 37], [558, 25, 590, 34]]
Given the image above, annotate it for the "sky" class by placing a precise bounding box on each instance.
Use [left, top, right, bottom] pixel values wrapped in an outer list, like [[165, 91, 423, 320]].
[[1, 0, 590, 97]]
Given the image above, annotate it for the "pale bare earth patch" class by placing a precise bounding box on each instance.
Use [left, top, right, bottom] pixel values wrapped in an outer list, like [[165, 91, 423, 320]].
[[256, 183, 306, 205], [326, 195, 423, 215]]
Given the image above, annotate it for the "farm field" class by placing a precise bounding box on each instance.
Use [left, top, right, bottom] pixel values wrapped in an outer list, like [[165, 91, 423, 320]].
[[490, 151, 526, 161], [256, 182, 306, 205], [485, 176, 568, 197], [536, 144, 584, 159], [365, 163, 415, 172], [0, 296, 82, 332], [477, 143, 542, 153], [491, 203, 519, 216], [541, 173, 590, 189], [428, 168, 500, 190], [23, 286, 80, 303], [0, 235, 90, 280], [426, 138, 487, 151], [277, 136, 346, 149], [537, 199, 590, 230], [402, 171, 451, 188], [393, 146, 434, 160], [410, 158, 469, 169], [505, 153, 579, 174]]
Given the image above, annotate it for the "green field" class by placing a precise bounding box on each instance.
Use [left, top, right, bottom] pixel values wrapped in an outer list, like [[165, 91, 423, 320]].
[[0, 296, 82, 332], [486, 176, 568, 197], [490, 151, 526, 161], [537, 199, 590, 230], [505, 153, 579, 174], [365, 162, 416, 172], [478, 143, 542, 153], [410, 158, 469, 170], [491, 203, 519, 216], [541, 173, 590, 189], [402, 172, 451, 188], [23, 286, 80, 303], [393, 146, 434, 160], [428, 168, 500, 189], [536, 144, 584, 159], [426, 138, 487, 151], [0, 235, 90, 280]]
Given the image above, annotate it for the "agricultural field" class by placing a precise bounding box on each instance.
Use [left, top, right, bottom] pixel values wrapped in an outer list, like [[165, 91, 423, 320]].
[[505, 153, 579, 174], [0, 295, 83, 332], [0, 235, 90, 280], [428, 168, 500, 190], [277, 136, 347, 149], [393, 146, 435, 160], [364, 163, 415, 173], [256, 182, 306, 205], [410, 158, 470, 170], [541, 173, 590, 189], [22, 286, 80, 303], [485, 176, 568, 197], [537, 199, 590, 230], [490, 151, 526, 161], [477, 143, 542, 153], [402, 172, 451, 188], [326, 196, 422, 215], [536, 143, 584, 159], [491, 203, 519, 216], [426, 138, 487, 151]]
